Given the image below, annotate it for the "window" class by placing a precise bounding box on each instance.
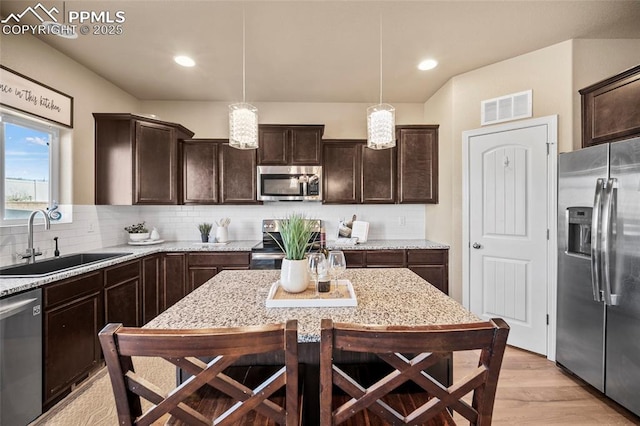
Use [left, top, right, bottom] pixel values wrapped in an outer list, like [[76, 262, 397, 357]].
[[0, 111, 59, 224]]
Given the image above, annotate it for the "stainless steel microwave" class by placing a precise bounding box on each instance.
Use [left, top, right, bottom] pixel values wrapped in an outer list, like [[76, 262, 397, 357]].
[[257, 165, 322, 201]]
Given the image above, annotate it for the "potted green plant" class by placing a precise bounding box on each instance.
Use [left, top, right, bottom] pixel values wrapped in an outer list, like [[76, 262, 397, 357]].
[[271, 213, 317, 293], [197, 223, 213, 243], [124, 222, 149, 241]]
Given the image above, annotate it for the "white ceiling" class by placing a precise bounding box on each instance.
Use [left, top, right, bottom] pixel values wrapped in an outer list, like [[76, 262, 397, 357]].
[[2, 0, 640, 103]]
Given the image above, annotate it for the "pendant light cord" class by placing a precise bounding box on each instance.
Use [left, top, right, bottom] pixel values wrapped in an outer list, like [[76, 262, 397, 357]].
[[242, 7, 246, 103], [379, 13, 383, 105]]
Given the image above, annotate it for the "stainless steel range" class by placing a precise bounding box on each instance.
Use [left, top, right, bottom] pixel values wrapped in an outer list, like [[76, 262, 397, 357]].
[[250, 219, 322, 269]]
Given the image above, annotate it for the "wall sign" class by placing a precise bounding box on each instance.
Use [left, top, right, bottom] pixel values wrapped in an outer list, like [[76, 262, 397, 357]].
[[0, 65, 74, 128]]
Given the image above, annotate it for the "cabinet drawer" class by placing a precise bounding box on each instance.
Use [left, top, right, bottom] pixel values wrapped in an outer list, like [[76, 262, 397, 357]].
[[188, 252, 250, 267], [44, 271, 103, 308], [407, 249, 448, 265], [104, 260, 140, 287], [343, 250, 365, 268], [365, 250, 405, 267]]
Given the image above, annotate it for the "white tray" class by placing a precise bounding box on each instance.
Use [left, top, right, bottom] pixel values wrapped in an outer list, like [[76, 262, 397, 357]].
[[127, 239, 165, 246], [266, 279, 357, 308]]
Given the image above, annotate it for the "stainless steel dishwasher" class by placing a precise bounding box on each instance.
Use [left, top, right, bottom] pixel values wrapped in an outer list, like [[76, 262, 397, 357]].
[[0, 288, 43, 426]]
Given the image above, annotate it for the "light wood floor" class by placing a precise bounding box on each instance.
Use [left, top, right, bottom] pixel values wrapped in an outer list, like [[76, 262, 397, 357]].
[[454, 346, 640, 425]]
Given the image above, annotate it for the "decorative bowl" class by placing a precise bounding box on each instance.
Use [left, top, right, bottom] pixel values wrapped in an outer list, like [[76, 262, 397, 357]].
[[128, 232, 150, 241]]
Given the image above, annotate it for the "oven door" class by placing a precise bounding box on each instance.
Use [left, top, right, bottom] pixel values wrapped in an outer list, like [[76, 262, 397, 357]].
[[250, 252, 284, 270]]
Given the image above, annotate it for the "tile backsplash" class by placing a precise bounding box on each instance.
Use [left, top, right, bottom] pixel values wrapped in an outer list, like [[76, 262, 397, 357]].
[[0, 204, 425, 267]]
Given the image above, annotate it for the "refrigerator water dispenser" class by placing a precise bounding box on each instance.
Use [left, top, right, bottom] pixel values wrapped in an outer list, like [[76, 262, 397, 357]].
[[566, 207, 592, 256]]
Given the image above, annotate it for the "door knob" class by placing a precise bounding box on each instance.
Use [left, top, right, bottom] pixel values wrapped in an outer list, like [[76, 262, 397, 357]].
[[472, 242, 482, 249]]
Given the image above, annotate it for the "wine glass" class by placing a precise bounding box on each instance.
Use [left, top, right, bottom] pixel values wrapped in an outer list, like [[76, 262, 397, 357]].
[[307, 253, 327, 295], [327, 250, 347, 288]]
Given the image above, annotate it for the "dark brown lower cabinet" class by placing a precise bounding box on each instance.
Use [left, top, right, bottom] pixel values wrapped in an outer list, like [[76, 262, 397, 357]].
[[187, 252, 250, 291], [103, 260, 141, 327], [142, 254, 162, 324], [342, 248, 449, 294], [407, 249, 449, 294], [162, 253, 187, 310], [43, 271, 103, 409]]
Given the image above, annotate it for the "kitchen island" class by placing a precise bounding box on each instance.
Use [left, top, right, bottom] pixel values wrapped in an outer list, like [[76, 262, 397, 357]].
[[145, 268, 476, 340], [144, 268, 479, 424]]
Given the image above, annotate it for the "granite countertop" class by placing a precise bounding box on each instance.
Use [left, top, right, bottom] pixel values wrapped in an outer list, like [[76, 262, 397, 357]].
[[0, 239, 447, 298], [145, 268, 479, 343], [327, 239, 449, 250]]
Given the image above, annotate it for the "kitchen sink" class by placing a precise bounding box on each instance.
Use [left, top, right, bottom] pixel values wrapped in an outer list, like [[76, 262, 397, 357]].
[[0, 253, 132, 278]]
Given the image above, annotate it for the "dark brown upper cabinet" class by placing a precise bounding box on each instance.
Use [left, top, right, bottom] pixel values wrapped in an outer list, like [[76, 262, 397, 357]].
[[219, 142, 259, 204], [322, 140, 396, 204], [94, 113, 194, 205], [181, 139, 259, 205], [258, 124, 324, 165], [396, 125, 439, 204], [580, 64, 640, 148], [181, 139, 221, 204]]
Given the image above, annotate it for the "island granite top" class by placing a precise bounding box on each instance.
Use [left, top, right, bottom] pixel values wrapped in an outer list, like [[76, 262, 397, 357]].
[[145, 268, 479, 343], [0, 239, 447, 297]]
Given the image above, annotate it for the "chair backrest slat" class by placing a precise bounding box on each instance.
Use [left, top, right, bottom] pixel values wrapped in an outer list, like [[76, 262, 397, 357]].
[[320, 318, 509, 426], [99, 320, 299, 426]]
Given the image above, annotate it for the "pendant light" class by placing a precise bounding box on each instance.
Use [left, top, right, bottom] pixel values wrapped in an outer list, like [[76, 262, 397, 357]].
[[367, 14, 395, 150], [229, 8, 258, 149]]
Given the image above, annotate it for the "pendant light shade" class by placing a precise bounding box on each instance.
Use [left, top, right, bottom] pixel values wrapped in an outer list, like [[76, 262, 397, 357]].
[[367, 14, 395, 150], [367, 103, 395, 149], [229, 102, 258, 149], [229, 8, 258, 150]]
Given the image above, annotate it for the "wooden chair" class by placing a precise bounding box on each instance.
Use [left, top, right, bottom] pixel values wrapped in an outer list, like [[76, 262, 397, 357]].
[[98, 320, 299, 426], [320, 318, 509, 426]]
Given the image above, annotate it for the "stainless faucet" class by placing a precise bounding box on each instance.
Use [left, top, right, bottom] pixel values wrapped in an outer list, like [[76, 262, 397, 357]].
[[20, 209, 51, 264]]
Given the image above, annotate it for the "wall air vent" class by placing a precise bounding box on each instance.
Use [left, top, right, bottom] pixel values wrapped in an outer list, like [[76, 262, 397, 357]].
[[481, 90, 532, 126]]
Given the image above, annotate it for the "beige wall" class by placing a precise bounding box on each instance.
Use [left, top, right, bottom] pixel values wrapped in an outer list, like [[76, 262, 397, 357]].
[[1, 33, 140, 205], [425, 38, 640, 302]]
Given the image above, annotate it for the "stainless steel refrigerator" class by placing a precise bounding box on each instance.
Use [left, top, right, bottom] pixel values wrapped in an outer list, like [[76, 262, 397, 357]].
[[557, 137, 640, 416]]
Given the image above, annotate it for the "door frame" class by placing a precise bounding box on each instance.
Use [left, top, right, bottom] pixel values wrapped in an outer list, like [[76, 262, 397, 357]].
[[462, 115, 558, 360]]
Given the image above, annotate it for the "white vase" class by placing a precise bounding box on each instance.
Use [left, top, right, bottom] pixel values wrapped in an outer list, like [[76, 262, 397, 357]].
[[216, 226, 228, 243], [280, 259, 309, 293]]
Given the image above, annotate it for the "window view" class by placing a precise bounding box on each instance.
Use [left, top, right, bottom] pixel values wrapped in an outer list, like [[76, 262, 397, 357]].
[[1, 113, 58, 222]]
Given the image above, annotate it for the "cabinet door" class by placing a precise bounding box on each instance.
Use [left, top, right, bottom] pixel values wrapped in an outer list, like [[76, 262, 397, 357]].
[[182, 140, 219, 204], [104, 260, 141, 327], [187, 252, 250, 291], [220, 144, 259, 204], [258, 126, 288, 165], [162, 253, 187, 310], [323, 141, 361, 204], [580, 65, 640, 147], [43, 272, 103, 408], [361, 145, 396, 203], [397, 126, 439, 204], [142, 254, 161, 324], [291, 126, 323, 165], [135, 121, 178, 204], [407, 249, 449, 294]]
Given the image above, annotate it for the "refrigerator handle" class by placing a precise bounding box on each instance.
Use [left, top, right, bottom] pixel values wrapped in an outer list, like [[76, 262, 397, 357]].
[[590, 178, 604, 302], [601, 178, 619, 306]]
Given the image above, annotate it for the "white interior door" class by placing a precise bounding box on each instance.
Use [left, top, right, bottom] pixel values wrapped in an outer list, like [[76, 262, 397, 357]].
[[467, 122, 551, 355]]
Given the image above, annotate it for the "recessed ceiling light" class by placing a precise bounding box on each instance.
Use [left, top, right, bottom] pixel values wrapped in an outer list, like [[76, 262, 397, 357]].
[[418, 59, 438, 71], [174, 55, 195, 67]]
